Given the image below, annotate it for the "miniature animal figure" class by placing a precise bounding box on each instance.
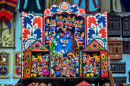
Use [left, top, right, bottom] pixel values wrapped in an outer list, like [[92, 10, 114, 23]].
[[60, 38, 68, 47]]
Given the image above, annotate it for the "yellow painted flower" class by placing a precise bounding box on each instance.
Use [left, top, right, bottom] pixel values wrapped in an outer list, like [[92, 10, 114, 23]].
[[26, 69, 30, 75], [102, 54, 105, 59]]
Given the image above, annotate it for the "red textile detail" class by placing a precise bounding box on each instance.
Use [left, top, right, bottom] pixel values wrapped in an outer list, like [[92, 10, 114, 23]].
[[0, 10, 12, 21], [57, 22, 63, 28], [65, 22, 71, 28], [0, 0, 17, 21], [5, 11, 13, 21]]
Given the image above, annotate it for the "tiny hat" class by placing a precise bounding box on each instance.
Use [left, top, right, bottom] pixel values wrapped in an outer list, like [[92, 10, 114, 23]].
[[67, 53, 73, 58]]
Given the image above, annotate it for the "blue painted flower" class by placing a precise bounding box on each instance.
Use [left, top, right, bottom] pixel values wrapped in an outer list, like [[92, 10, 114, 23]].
[[50, 6, 59, 13], [23, 13, 34, 28], [27, 54, 30, 59], [70, 6, 78, 13]]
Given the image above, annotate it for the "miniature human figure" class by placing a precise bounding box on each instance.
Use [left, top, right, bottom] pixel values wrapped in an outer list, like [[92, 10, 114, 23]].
[[89, 63, 93, 68], [73, 54, 78, 61], [51, 68, 54, 76], [38, 66, 43, 77], [83, 67, 87, 76], [76, 34, 84, 49], [42, 56, 46, 64], [62, 62, 67, 71], [45, 18, 53, 31], [31, 64, 38, 77], [67, 53, 73, 61], [74, 68, 79, 76], [45, 56, 49, 64], [49, 19, 56, 36], [65, 15, 75, 30], [51, 60, 54, 68], [74, 19, 84, 34], [46, 32, 54, 47], [42, 63, 49, 77], [95, 69, 100, 76], [74, 54, 79, 68], [56, 15, 63, 31], [74, 20, 80, 33]]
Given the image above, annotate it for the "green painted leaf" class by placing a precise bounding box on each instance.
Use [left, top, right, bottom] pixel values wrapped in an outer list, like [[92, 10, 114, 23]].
[[105, 67, 108, 71], [98, 46, 103, 50], [40, 46, 45, 50], [87, 46, 92, 50], [27, 60, 29, 64], [24, 67, 26, 72], [27, 65, 29, 69], [24, 56, 26, 60], [29, 46, 34, 50], [102, 65, 104, 69], [105, 56, 108, 61], [102, 59, 104, 63]]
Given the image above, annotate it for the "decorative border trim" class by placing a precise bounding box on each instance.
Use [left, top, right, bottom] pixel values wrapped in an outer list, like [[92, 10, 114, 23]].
[[44, 2, 85, 18]]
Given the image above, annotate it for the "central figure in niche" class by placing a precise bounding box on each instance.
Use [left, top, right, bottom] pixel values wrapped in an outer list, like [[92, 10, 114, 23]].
[[45, 13, 85, 77]]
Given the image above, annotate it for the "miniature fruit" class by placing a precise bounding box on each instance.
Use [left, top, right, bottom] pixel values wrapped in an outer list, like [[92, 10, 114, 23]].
[[31, 74, 33, 77], [90, 73, 94, 77], [86, 73, 90, 77], [34, 73, 37, 77]]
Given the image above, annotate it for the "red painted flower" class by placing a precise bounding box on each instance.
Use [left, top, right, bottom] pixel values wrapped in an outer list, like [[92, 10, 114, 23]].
[[104, 61, 108, 67], [24, 61, 28, 67]]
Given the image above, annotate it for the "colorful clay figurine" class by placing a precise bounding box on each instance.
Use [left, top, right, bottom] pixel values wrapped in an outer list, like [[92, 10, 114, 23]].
[[31, 53, 49, 78], [83, 53, 101, 77], [45, 32, 54, 47], [45, 13, 84, 78]]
